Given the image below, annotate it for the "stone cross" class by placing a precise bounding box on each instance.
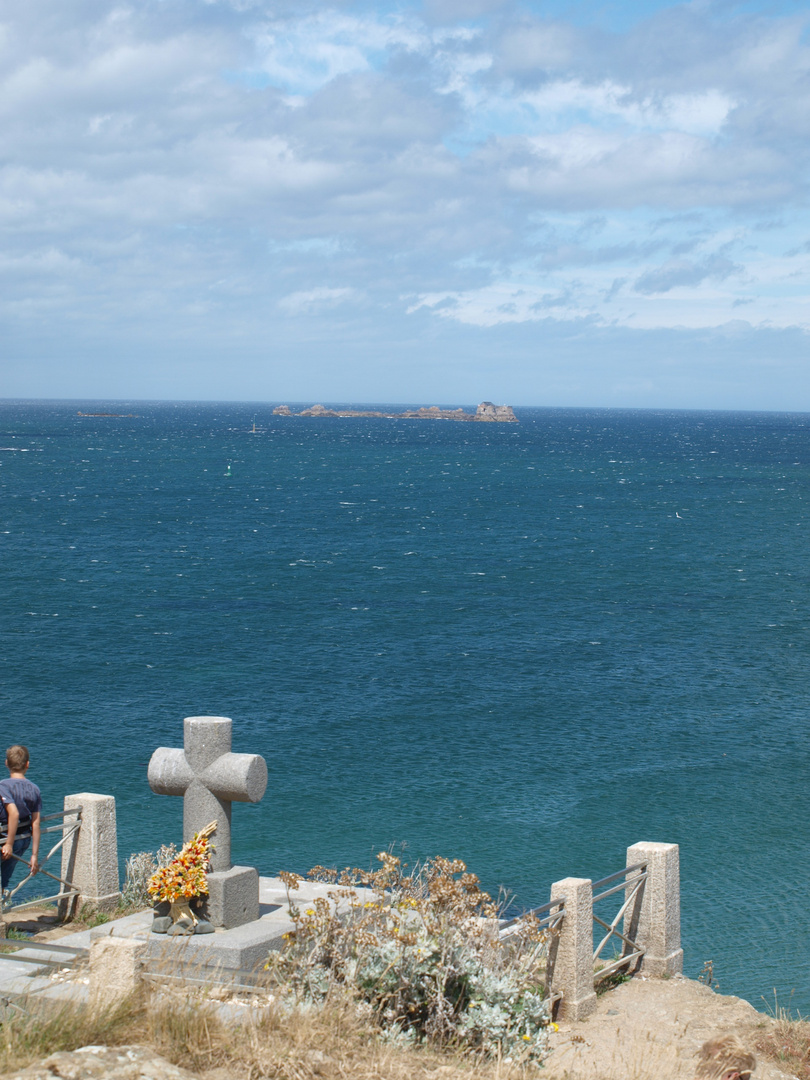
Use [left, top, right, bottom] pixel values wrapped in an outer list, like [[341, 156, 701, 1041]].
[[148, 716, 267, 874]]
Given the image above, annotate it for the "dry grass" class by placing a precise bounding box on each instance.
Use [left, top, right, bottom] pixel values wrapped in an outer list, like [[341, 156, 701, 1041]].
[[0, 995, 139, 1069], [0, 985, 766, 1080], [0, 988, 552, 1080], [752, 1002, 810, 1080]]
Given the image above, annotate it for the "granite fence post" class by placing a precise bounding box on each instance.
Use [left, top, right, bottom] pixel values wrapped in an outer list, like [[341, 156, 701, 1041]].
[[89, 936, 147, 1003], [59, 793, 120, 917], [623, 842, 683, 977], [546, 877, 597, 1021]]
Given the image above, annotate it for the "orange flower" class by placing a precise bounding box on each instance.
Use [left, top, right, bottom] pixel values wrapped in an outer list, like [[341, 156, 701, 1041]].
[[148, 823, 216, 903]]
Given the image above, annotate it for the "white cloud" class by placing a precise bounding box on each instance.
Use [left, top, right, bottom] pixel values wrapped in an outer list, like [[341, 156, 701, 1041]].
[[251, 11, 427, 95], [514, 82, 735, 137], [2, 0, 810, 404], [409, 239, 810, 331], [409, 278, 810, 331]]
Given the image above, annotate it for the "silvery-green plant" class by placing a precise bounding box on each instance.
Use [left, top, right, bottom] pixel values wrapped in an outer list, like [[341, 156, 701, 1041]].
[[267, 855, 552, 1065], [121, 844, 178, 907]]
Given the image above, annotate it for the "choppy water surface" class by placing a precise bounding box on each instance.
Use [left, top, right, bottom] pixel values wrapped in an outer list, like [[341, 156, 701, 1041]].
[[2, 400, 809, 1009]]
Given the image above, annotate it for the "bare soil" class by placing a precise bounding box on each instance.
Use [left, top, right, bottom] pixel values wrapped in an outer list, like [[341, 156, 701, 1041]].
[[545, 974, 792, 1079]]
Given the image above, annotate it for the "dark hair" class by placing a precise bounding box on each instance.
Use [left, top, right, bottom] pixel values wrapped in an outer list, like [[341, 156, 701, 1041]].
[[5, 746, 29, 772]]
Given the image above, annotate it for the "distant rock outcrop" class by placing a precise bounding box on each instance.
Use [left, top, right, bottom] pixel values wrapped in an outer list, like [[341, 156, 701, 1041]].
[[475, 402, 518, 422], [299, 404, 340, 416], [271, 402, 518, 423]]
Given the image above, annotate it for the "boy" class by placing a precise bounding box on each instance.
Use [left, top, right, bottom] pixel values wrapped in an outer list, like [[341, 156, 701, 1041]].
[[0, 745, 41, 893], [695, 1034, 756, 1079]]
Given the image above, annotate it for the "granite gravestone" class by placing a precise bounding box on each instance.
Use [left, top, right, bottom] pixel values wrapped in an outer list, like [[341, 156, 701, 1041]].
[[148, 716, 268, 929]]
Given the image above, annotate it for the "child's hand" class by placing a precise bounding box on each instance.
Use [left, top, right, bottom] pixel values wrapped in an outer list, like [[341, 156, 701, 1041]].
[[30, 855, 39, 875], [1, 842, 11, 860]]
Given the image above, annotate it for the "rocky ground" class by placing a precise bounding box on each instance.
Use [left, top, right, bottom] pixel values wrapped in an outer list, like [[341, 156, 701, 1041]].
[[6, 1047, 197, 1080], [546, 974, 794, 1079]]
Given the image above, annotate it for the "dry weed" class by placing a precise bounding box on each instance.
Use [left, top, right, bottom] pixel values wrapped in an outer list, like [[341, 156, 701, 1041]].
[[0, 996, 141, 1070], [0, 990, 547, 1080], [752, 1001, 810, 1080]]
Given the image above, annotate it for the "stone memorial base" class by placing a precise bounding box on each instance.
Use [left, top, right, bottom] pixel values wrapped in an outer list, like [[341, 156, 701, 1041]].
[[203, 865, 260, 929], [151, 867, 261, 936], [148, 914, 286, 972]]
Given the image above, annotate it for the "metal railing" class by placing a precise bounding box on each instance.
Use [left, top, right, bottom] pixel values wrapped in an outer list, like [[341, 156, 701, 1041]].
[[499, 895, 566, 938], [142, 960, 272, 997], [592, 861, 647, 984], [0, 938, 88, 970], [1, 807, 83, 915], [0, 937, 88, 1016], [498, 895, 566, 1007]]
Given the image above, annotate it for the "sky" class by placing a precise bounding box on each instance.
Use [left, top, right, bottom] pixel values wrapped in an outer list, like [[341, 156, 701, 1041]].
[[2, 0, 810, 409]]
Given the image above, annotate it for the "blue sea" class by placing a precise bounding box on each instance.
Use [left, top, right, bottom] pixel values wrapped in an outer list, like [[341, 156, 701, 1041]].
[[2, 400, 809, 1010]]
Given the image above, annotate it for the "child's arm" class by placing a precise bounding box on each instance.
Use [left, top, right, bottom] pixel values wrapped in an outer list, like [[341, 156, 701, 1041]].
[[1, 803, 19, 860], [30, 812, 40, 874]]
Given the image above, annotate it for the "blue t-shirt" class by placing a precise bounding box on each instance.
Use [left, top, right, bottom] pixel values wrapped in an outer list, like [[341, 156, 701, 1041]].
[[0, 777, 42, 828]]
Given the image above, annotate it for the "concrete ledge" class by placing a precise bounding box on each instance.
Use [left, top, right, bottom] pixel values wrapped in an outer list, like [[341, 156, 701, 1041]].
[[148, 918, 289, 973]]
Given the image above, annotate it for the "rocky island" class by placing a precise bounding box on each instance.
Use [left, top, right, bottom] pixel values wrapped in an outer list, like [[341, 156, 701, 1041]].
[[272, 401, 518, 422]]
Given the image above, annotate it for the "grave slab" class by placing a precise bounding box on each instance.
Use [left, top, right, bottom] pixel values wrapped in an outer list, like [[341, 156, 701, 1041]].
[[0, 877, 376, 1010]]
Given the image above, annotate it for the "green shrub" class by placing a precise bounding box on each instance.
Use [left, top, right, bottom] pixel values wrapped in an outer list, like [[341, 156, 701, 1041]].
[[266, 853, 552, 1065]]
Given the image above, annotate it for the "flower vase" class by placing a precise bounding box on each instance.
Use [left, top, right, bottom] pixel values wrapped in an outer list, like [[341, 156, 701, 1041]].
[[151, 900, 172, 934], [153, 896, 215, 937], [170, 900, 196, 925]]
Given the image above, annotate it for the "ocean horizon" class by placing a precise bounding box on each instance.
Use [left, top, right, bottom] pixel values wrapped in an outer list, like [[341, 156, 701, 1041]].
[[2, 399, 808, 1010]]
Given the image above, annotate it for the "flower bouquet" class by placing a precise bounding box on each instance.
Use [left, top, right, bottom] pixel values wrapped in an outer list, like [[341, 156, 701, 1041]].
[[148, 820, 217, 936]]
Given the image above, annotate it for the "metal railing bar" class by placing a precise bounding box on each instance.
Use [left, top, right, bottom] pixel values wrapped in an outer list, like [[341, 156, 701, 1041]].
[[143, 961, 273, 983], [0, 953, 77, 969], [5, 885, 77, 914], [142, 971, 270, 995], [593, 915, 640, 956], [7, 856, 80, 896], [593, 924, 618, 961], [41, 808, 81, 823], [593, 951, 644, 983], [1, 816, 82, 911], [590, 863, 647, 892], [593, 878, 646, 960], [41, 821, 80, 860], [1, 941, 88, 956], [0, 810, 80, 862], [593, 873, 648, 904], [502, 909, 565, 939], [41, 822, 80, 835], [498, 897, 566, 932], [3, 891, 78, 913]]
